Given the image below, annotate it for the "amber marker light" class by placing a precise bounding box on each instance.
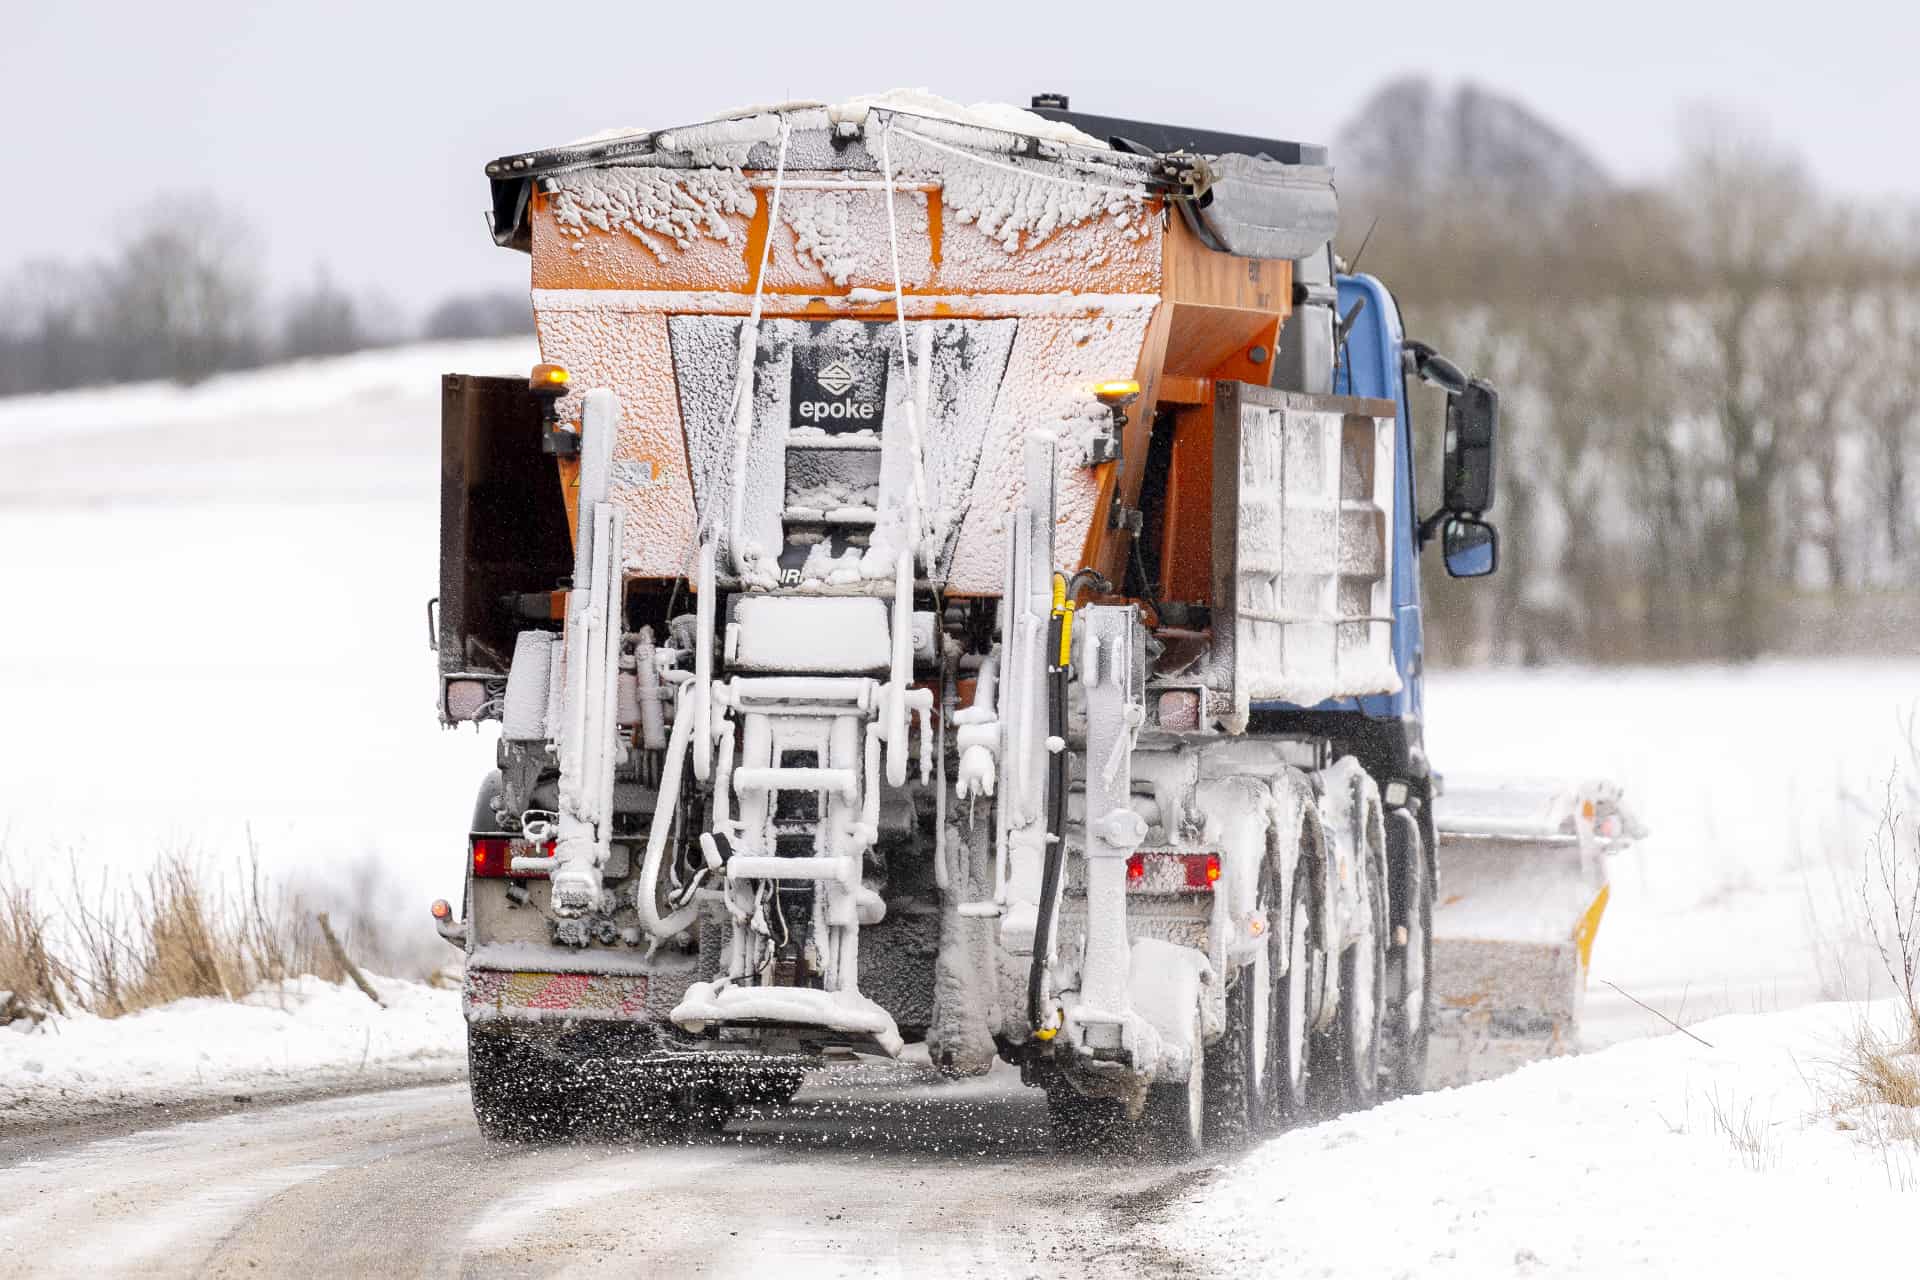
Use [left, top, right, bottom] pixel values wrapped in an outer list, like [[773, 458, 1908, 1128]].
[[530, 362, 570, 394], [1092, 378, 1141, 407], [430, 899, 452, 921]]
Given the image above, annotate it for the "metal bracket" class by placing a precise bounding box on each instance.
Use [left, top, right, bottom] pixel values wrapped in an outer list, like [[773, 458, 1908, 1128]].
[[1092, 808, 1149, 854], [542, 424, 582, 458]]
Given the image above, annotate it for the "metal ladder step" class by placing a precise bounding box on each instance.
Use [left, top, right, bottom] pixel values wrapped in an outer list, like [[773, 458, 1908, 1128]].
[[786, 433, 883, 452], [726, 854, 852, 882], [782, 506, 879, 525], [732, 765, 859, 799]]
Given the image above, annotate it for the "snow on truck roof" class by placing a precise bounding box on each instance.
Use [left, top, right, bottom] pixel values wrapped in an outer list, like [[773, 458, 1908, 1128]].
[[482, 90, 1338, 263], [563, 89, 1112, 153]]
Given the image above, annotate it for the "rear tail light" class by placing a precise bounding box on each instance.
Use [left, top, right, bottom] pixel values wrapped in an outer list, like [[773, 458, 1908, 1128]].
[[470, 835, 555, 878], [1124, 851, 1221, 892], [444, 678, 492, 722]]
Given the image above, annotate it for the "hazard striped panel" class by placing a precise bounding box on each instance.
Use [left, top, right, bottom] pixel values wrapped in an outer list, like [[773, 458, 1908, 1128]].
[[463, 969, 653, 1022]]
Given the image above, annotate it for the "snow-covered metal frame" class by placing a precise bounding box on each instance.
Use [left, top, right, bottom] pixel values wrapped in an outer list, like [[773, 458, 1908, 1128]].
[[1208, 384, 1403, 727]]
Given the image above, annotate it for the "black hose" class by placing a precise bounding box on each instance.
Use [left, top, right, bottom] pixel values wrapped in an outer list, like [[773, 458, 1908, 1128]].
[[1027, 613, 1071, 1037]]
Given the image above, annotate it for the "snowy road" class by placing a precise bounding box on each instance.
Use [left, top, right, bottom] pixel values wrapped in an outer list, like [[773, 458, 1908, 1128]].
[[0, 1069, 1198, 1279], [7, 1002, 1913, 1280]]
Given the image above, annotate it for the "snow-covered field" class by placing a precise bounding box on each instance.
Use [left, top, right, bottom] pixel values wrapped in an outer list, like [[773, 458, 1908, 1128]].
[[1, 347, 1915, 1271], [0, 341, 534, 921], [1429, 661, 1920, 1045]]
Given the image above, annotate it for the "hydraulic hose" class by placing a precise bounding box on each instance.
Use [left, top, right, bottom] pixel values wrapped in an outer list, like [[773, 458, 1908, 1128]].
[[637, 683, 701, 940], [1027, 578, 1074, 1038]]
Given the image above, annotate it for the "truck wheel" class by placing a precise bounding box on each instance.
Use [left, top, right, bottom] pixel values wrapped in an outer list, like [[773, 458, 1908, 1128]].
[[468, 1027, 575, 1143], [1336, 858, 1388, 1111], [680, 1083, 736, 1134], [737, 1070, 805, 1108], [1383, 808, 1433, 1096], [1143, 1010, 1205, 1159], [1204, 859, 1278, 1146], [1269, 857, 1318, 1127], [1045, 1085, 1123, 1153]]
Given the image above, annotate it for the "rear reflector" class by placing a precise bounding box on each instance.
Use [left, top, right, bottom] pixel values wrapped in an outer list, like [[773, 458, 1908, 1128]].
[[471, 835, 554, 878], [1125, 851, 1221, 892], [1156, 690, 1201, 732], [445, 679, 491, 722]]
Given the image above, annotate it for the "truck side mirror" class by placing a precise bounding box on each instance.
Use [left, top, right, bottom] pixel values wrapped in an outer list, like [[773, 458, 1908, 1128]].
[[1442, 378, 1498, 515], [1441, 516, 1498, 578]]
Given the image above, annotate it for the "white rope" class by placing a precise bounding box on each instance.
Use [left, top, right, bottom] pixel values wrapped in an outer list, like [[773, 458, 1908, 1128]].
[[721, 122, 793, 573], [749, 123, 792, 326], [879, 123, 931, 561], [888, 122, 1150, 202]]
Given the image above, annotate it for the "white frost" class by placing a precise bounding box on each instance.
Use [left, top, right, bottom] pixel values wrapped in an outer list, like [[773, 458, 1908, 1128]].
[[548, 168, 755, 260], [670, 979, 904, 1056], [827, 88, 1109, 149]]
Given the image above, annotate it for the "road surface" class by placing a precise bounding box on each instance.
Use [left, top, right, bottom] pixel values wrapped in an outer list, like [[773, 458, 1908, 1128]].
[[0, 1066, 1211, 1279]]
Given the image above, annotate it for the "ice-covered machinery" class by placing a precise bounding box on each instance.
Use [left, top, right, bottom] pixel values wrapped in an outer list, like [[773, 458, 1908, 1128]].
[[431, 91, 1636, 1147]]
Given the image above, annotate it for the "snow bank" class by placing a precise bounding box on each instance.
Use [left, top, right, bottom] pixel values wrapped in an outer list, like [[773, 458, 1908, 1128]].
[[0, 976, 463, 1126], [1147, 1000, 1915, 1277]]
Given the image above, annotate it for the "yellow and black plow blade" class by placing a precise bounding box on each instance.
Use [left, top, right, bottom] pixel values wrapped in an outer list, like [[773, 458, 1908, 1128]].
[[1428, 779, 1643, 1087]]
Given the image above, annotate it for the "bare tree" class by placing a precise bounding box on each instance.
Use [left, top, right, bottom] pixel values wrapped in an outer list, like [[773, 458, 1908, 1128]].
[[423, 290, 533, 341], [0, 259, 105, 395], [1672, 116, 1831, 659], [281, 265, 365, 360], [1781, 288, 1866, 591], [94, 193, 263, 385], [1856, 286, 1920, 583]]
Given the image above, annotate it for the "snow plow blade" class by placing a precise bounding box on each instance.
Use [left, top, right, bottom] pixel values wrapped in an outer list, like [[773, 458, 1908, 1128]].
[[1428, 780, 1641, 1086]]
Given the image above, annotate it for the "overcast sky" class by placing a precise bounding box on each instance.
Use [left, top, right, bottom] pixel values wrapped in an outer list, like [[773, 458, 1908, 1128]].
[[5, 0, 1913, 316]]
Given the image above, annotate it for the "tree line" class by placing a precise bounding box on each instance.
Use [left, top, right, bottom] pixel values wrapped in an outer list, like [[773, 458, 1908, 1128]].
[[0, 193, 531, 398], [1342, 98, 1920, 664]]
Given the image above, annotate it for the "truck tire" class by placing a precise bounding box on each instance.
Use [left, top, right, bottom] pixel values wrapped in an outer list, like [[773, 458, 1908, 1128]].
[[736, 1070, 805, 1108], [678, 1083, 736, 1134], [1045, 1085, 1124, 1153], [1334, 845, 1388, 1112], [1204, 857, 1282, 1146], [1269, 857, 1318, 1127], [468, 1027, 576, 1143], [1383, 808, 1433, 1096]]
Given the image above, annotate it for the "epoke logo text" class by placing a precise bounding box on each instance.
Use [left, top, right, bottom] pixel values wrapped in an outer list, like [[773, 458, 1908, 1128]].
[[799, 357, 876, 422]]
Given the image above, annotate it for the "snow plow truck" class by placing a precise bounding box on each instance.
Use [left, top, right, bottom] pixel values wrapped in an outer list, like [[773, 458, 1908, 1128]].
[[429, 92, 1640, 1149]]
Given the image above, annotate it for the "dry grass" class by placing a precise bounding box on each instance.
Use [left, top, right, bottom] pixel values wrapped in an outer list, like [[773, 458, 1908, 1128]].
[[1704, 1086, 1783, 1173], [1814, 711, 1920, 1185], [1847, 1039, 1920, 1110], [0, 876, 72, 1020], [0, 839, 432, 1023]]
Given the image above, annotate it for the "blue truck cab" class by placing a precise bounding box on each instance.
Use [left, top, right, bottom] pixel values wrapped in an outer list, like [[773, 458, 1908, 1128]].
[[1248, 268, 1501, 830]]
